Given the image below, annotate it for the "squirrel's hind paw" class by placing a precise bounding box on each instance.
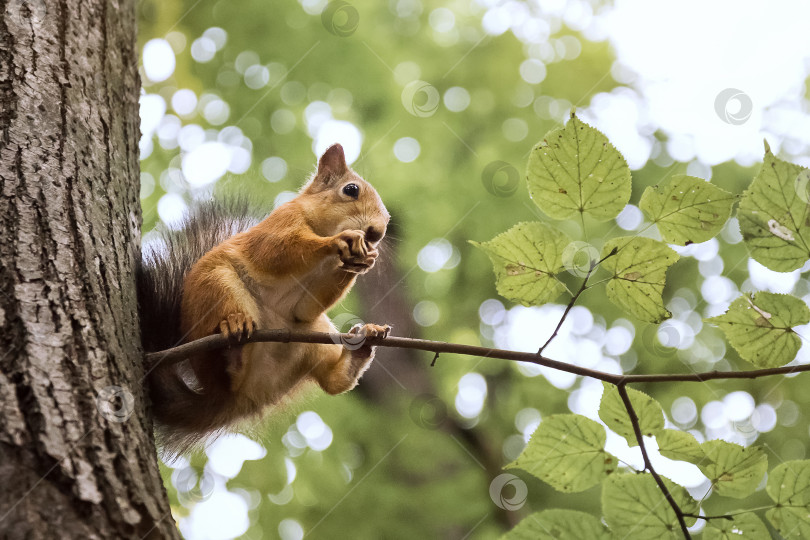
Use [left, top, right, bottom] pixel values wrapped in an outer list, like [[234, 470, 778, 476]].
[[349, 323, 391, 339]]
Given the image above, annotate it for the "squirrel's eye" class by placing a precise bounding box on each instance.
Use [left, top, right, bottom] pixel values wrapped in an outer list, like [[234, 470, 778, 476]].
[[342, 183, 359, 199]]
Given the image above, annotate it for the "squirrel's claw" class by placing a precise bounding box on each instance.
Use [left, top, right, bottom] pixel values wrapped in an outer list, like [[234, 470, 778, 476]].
[[219, 313, 256, 343], [349, 323, 391, 340], [336, 231, 377, 273]]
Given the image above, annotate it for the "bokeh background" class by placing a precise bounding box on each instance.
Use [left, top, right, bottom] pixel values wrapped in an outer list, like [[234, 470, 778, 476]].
[[137, 0, 810, 538]]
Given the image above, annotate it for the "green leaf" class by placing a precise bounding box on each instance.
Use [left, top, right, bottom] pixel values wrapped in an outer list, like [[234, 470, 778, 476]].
[[655, 429, 705, 464], [599, 382, 664, 447], [471, 222, 571, 306], [508, 414, 618, 493], [703, 513, 770, 539], [766, 460, 810, 538], [738, 145, 810, 271], [526, 113, 631, 221], [655, 435, 767, 499], [601, 237, 680, 323], [706, 292, 810, 368], [699, 440, 767, 499], [501, 509, 612, 540], [639, 175, 736, 246], [602, 474, 698, 539]]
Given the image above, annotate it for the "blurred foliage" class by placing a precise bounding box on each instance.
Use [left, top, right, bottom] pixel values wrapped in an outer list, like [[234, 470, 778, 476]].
[[138, 1, 810, 539]]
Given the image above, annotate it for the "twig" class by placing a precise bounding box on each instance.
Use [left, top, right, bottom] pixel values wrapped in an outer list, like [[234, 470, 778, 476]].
[[431, 352, 440, 367], [616, 382, 691, 540], [144, 329, 810, 385], [683, 504, 778, 521], [538, 247, 618, 355], [683, 513, 732, 521], [538, 272, 592, 355]]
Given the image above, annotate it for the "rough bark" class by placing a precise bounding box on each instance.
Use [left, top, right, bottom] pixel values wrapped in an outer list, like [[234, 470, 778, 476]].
[[0, 0, 177, 538]]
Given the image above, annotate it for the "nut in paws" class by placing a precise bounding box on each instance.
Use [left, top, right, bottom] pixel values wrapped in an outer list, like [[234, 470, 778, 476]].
[[336, 230, 378, 273]]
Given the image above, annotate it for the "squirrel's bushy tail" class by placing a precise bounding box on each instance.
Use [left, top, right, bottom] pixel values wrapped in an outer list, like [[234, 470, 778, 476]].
[[137, 197, 260, 454]]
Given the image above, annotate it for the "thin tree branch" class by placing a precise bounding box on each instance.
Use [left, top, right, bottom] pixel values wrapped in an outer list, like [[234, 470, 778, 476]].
[[682, 513, 733, 521], [145, 329, 623, 381], [538, 247, 618, 355], [539, 272, 592, 355], [145, 329, 810, 385], [538, 284, 587, 355], [684, 504, 777, 521], [616, 383, 691, 540]]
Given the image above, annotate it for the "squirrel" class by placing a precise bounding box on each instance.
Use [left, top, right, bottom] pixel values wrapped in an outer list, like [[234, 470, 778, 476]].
[[137, 143, 391, 454]]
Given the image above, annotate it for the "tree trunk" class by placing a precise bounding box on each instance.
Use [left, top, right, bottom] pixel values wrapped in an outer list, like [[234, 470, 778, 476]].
[[0, 1, 177, 538]]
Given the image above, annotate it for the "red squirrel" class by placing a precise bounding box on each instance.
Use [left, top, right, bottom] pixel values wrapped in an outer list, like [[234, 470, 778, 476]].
[[138, 144, 390, 454]]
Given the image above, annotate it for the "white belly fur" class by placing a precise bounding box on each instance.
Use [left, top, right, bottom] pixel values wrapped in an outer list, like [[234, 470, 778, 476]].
[[232, 258, 343, 413]]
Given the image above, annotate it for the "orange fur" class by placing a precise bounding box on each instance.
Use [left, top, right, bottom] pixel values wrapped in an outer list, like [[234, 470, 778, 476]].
[[152, 144, 390, 452]]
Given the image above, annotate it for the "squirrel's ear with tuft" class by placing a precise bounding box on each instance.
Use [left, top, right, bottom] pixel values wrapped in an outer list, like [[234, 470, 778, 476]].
[[316, 143, 348, 182]]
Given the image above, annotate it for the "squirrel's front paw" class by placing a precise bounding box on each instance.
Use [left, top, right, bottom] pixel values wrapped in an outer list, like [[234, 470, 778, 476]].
[[335, 230, 378, 274], [219, 313, 256, 342]]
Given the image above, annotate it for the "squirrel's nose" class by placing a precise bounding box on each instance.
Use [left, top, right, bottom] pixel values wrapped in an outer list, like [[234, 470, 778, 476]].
[[365, 226, 384, 243]]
